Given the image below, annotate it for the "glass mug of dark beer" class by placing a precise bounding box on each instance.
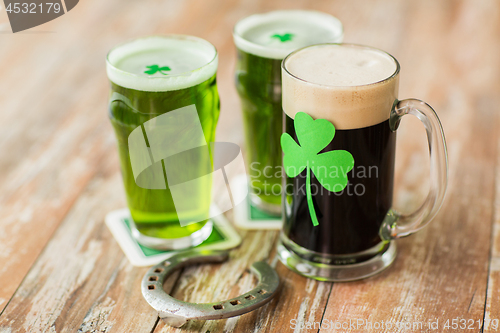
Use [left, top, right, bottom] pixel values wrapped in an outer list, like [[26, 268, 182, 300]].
[[277, 44, 448, 281]]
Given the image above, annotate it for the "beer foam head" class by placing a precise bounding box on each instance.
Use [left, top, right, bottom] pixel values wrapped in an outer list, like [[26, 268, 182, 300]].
[[106, 35, 218, 92], [282, 44, 399, 129], [233, 10, 343, 59]]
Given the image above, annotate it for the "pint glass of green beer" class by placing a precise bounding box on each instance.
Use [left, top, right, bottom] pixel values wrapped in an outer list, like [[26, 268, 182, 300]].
[[233, 11, 343, 215], [106, 35, 219, 250]]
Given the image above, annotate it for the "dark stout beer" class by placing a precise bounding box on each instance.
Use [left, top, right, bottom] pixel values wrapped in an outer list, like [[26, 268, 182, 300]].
[[280, 44, 399, 266], [278, 43, 448, 282], [284, 117, 396, 255]]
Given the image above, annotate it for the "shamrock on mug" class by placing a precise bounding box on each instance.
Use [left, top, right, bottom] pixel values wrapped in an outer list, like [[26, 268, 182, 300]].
[[281, 112, 355, 226]]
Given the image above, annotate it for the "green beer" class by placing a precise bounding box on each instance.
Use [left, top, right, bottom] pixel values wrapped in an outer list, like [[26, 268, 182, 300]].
[[233, 10, 343, 215], [106, 35, 219, 249]]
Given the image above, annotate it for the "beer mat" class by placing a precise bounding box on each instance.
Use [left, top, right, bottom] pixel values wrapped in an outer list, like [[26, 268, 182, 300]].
[[231, 175, 282, 230], [105, 206, 241, 267]]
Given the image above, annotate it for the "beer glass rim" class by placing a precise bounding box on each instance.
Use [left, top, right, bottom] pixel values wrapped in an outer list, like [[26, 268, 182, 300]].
[[282, 43, 400, 89], [233, 10, 344, 60], [106, 34, 218, 91]]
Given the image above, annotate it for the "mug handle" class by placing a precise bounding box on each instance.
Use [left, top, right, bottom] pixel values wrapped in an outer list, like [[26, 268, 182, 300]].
[[379, 99, 448, 240]]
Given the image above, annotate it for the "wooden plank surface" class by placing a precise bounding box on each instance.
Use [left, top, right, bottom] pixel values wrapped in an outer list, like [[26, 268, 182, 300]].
[[0, 0, 499, 332]]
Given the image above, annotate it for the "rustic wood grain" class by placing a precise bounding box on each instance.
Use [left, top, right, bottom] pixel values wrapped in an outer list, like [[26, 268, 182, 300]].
[[0, 0, 132, 308], [0, 153, 160, 332], [151, 231, 333, 333], [0, 0, 498, 332], [474, 1, 500, 331]]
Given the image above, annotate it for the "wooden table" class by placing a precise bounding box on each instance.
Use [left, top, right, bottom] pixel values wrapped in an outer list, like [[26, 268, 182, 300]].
[[0, 0, 499, 332]]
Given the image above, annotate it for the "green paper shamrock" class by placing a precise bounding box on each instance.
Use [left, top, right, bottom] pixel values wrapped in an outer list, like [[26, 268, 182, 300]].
[[144, 65, 171, 75], [271, 33, 294, 42], [281, 112, 354, 226]]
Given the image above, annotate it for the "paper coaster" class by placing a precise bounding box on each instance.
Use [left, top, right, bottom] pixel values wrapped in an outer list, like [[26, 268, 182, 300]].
[[105, 207, 241, 266], [232, 174, 282, 230]]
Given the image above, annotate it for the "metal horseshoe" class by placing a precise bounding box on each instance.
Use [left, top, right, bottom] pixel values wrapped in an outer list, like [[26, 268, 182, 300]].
[[141, 250, 280, 327]]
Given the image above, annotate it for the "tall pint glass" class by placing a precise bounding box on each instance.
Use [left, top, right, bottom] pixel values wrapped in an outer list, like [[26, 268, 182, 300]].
[[233, 11, 343, 215], [107, 35, 220, 250]]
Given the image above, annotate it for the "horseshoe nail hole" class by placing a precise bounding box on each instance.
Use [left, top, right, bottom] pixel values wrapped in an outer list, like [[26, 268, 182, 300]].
[[213, 304, 224, 310], [245, 295, 255, 300], [258, 289, 267, 294], [148, 276, 158, 282], [230, 300, 241, 306], [154, 268, 163, 273], [148, 285, 156, 290], [163, 261, 171, 267]]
